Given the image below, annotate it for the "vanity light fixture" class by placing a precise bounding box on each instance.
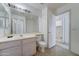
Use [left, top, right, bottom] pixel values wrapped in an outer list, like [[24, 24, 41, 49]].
[[8, 3, 31, 13]]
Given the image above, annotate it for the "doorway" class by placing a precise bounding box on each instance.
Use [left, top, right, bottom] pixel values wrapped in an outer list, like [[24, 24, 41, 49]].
[[56, 11, 70, 50]]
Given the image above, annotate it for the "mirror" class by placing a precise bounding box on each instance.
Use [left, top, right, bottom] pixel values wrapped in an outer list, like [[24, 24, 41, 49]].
[[11, 6, 39, 34], [11, 8, 27, 34], [0, 4, 9, 37], [0, 3, 39, 37]]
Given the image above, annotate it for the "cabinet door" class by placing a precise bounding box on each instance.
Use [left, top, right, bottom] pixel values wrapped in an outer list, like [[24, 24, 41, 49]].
[[0, 46, 21, 56], [22, 38, 36, 44], [23, 42, 36, 56], [0, 40, 21, 50]]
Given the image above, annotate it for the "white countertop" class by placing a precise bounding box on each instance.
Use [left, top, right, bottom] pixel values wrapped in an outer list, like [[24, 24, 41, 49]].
[[0, 34, 36, 43], [0, 33, 43, 43], [24, 33, 43, 35]]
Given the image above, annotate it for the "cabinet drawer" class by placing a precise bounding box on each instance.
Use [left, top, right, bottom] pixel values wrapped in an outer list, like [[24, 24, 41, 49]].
[[0, 40, 21, 50], [0, 46, 21, 56], [23, 42, 36, 56], [22, 38, 36, 44]]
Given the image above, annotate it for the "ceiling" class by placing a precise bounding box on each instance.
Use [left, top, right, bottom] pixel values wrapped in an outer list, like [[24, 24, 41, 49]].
[[23, 3, 67, 13], [11, 3, 42, 16], [10, 3, 67, 16], [12, 3, 66, 11], [46, 3, 67, 12]]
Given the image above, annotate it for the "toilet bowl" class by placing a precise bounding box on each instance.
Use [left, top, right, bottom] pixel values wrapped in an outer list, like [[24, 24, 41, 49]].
[[36, 34, 46, 53], [38, 41, 46, 53]]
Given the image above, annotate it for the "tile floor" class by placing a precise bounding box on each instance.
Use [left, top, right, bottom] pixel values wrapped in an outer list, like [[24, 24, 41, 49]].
[[36, 45, 77, 56], [56, 41, 69, 50]]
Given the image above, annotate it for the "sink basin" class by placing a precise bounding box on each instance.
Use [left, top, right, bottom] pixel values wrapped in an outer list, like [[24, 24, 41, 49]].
[[7, 36, 13, 38]]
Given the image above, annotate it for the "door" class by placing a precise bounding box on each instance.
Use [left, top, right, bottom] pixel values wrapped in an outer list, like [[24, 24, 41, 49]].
[[62, 12, 69, 45], [48, 15, 56, 48]]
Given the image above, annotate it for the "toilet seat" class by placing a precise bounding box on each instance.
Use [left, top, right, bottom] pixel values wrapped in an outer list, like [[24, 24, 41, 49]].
[[38, 41, 46, 53]]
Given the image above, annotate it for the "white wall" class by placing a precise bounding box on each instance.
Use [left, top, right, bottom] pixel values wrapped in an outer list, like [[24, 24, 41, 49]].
[[26, 15, 39, 33], [33, 17, 39, 32], [38, 7, 56, 48], [38, 7, 48, 46], [56, 4, 79, 55]]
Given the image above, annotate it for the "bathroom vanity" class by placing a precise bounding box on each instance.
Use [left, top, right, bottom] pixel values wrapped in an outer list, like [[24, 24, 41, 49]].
[[0, 4, 44, 56], [0, 34, 37, 56]]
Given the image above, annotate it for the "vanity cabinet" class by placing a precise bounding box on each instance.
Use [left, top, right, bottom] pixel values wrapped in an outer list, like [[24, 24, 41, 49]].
[[0, 40, 21, 56], [22, 38, 36, 56], [0, 40, 21, 50], [0, 46, 21, 56], [0, 37, 36, 56]]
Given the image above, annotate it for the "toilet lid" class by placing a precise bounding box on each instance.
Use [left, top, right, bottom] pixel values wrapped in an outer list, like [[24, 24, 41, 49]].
[[38, 41, 46, 45]]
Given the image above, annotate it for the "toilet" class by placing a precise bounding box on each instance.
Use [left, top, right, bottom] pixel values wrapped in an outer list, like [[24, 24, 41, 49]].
[[36, 34, 46, 53], [38, 41, 46, 53]]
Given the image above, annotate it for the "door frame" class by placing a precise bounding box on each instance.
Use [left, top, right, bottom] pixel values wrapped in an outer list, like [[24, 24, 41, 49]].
[[56, 9, 71, 50]]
